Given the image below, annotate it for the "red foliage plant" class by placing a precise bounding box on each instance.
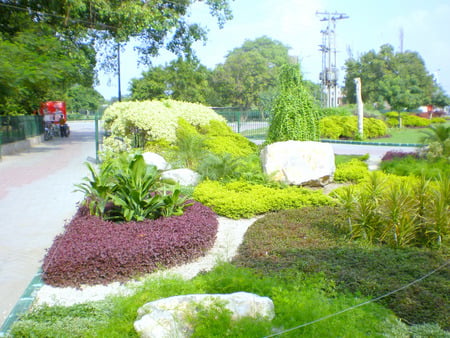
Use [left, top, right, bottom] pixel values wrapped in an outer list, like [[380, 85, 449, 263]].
[[42, 202, 218, 288], [381, 151, 420, 162]]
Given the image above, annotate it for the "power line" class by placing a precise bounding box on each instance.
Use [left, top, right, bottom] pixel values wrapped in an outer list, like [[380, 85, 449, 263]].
[[316, 11, 349, 108], [263, 260, 449, 337]]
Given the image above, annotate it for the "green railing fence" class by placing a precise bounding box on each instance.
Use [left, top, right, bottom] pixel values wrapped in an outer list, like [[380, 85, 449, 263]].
[[213, 109, 270, 139], [0, 115, 44, 145]]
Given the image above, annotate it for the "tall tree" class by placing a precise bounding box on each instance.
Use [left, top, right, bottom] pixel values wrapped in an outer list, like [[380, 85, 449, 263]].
[[209, 36, 292, 109], [343, 44, 448, 111], [130, 58, 212, 104], [0, 0, 232, 114]]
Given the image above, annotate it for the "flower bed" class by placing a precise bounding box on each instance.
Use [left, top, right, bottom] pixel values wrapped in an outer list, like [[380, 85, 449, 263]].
[[42, 202, 218, 288]]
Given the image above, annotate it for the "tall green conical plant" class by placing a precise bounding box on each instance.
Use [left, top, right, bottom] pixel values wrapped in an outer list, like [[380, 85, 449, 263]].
[[266, 64, 320, 144]]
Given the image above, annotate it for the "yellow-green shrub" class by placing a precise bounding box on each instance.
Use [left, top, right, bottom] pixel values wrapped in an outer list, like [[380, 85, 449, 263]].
[[320, 116, 387, 139], [334, 159, 369, 183], [193, 180, 334, 219]]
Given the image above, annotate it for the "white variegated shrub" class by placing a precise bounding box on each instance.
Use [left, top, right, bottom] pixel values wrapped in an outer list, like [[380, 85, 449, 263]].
[[102, 100, 225, 152]]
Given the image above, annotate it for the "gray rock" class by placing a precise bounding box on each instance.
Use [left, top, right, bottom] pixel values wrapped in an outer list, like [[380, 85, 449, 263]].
[[161, 168, 201, 186]]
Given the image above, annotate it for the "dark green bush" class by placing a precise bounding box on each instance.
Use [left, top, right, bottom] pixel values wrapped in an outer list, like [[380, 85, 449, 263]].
[[233, 207, 450, 330]]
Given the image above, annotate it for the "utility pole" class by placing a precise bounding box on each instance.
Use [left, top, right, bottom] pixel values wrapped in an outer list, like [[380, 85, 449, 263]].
[[316, 11, 349, 108]]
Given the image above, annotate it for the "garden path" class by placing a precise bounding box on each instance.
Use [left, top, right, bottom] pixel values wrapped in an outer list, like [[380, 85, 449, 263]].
[[0, 121, 96, 326]]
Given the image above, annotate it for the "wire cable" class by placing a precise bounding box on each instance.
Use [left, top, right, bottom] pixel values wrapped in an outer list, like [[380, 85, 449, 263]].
[[263, 260, 449, 337]]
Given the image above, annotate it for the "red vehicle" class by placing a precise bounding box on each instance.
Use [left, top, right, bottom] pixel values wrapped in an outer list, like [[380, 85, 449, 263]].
[[39, 101, 70, 139]]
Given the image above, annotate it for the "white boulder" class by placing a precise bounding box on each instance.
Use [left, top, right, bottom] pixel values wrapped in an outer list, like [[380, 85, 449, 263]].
[[161, 168, 201, 186], [260, 141, 335, 186], [134, 292, 275, 338], [142, 152, 171, 170]]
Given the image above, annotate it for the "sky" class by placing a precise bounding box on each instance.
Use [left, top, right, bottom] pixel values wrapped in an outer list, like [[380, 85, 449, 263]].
[[95, 0, 450, 101]]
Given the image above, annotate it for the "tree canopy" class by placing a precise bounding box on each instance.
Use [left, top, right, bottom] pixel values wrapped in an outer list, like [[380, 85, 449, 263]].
[[130, 58, 212, 104], [0, 0, 232, 114], [209, 36, 292, 110], [344, 44, 449, 110]]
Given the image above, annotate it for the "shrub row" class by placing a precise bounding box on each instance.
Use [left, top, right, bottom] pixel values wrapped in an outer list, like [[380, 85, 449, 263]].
[[42, 202, 218, 288], [320, 115, 388, 139], [193, 180, 334, 219]]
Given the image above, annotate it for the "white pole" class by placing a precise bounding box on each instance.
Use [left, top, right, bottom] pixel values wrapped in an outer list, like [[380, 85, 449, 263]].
[[354, 77, 363, 138]]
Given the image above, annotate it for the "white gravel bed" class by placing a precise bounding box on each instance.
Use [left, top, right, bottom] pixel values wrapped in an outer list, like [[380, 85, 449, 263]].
[[34, 216, 259, 307]]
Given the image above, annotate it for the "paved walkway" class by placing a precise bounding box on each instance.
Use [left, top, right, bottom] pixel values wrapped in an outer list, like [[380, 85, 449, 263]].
[[0, 121, 96, 325]]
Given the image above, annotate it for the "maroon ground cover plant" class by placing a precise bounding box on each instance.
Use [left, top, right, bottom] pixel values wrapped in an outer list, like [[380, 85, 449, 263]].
[[42, 202, 218, 288]]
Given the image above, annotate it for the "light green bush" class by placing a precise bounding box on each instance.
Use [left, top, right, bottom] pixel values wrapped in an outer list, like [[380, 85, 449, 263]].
[[402, 115, 431, 127], [334, 159, 369, 183], [102, 100, 226, 151], [193, 180, 334, 219], [320, 116, 387, 139]]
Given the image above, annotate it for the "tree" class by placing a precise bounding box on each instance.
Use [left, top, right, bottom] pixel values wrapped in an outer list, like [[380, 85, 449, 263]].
[[66, 85, 105, 114], [130, 58, 212, 104], [0, 0, 232, 69], [0, 28, 95, 115], [266, 64, 320, 144], [209, 36, 292, 109], [0, 0, 232, 114], [343, 44, 448, 111]]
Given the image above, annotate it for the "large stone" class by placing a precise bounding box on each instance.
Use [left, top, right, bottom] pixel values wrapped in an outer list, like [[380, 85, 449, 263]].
[[260, 141, 335, 186], [134, 292, 275, 338], [161, 168, 201, 186], [142, 152, 171, 170]]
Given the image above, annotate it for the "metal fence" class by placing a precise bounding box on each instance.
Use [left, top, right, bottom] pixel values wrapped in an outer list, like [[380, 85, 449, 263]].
[[0, 115, 44, 145], [213, 110, 269, 139]]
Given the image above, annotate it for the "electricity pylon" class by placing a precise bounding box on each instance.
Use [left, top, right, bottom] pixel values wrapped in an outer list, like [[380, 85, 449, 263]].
[[316, 11, 349, 108]]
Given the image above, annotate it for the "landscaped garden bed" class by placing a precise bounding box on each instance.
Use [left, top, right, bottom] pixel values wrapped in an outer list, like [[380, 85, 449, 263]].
[[9, 100, 450, 337]]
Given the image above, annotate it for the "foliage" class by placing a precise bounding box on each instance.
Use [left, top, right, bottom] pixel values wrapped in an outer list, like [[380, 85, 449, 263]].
[[344, 44, 447, 110], [334, 158, 369, 183], [130, 58, 212, 104], [0, 0, 232, 70], [332, 172, 450, 247], [15, 263, 409, 337], [0, 28, 94, 115], [201, 120, 258, 157], [41, 201, 218, 287], [380, 155, 450, 179], [320, 115, 388, 139], [66, 84, 105, 114], [209, 36, 291, 109], [233, 207, 450, 330], [193, 180, 334, 219], [102, 99, 226, 150], [266, 64, 320, 143], [75, 153, 192, 221], [420, 124, 450, 160]]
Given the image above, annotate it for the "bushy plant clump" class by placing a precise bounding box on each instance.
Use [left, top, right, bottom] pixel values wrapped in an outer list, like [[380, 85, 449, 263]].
[[76, 153, 191, 222], [332, 172, 450, 248], [233, 208, 450, 330], [266, 64, 320, 143], [385, 112, 432, 128], [320, 115, 387, 139], [42, 202, 218, 288], [380, 155, 450, 180], [102, 99, 226, 150], [193, 180, 334, 219], [334, 158, 369, 183]]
